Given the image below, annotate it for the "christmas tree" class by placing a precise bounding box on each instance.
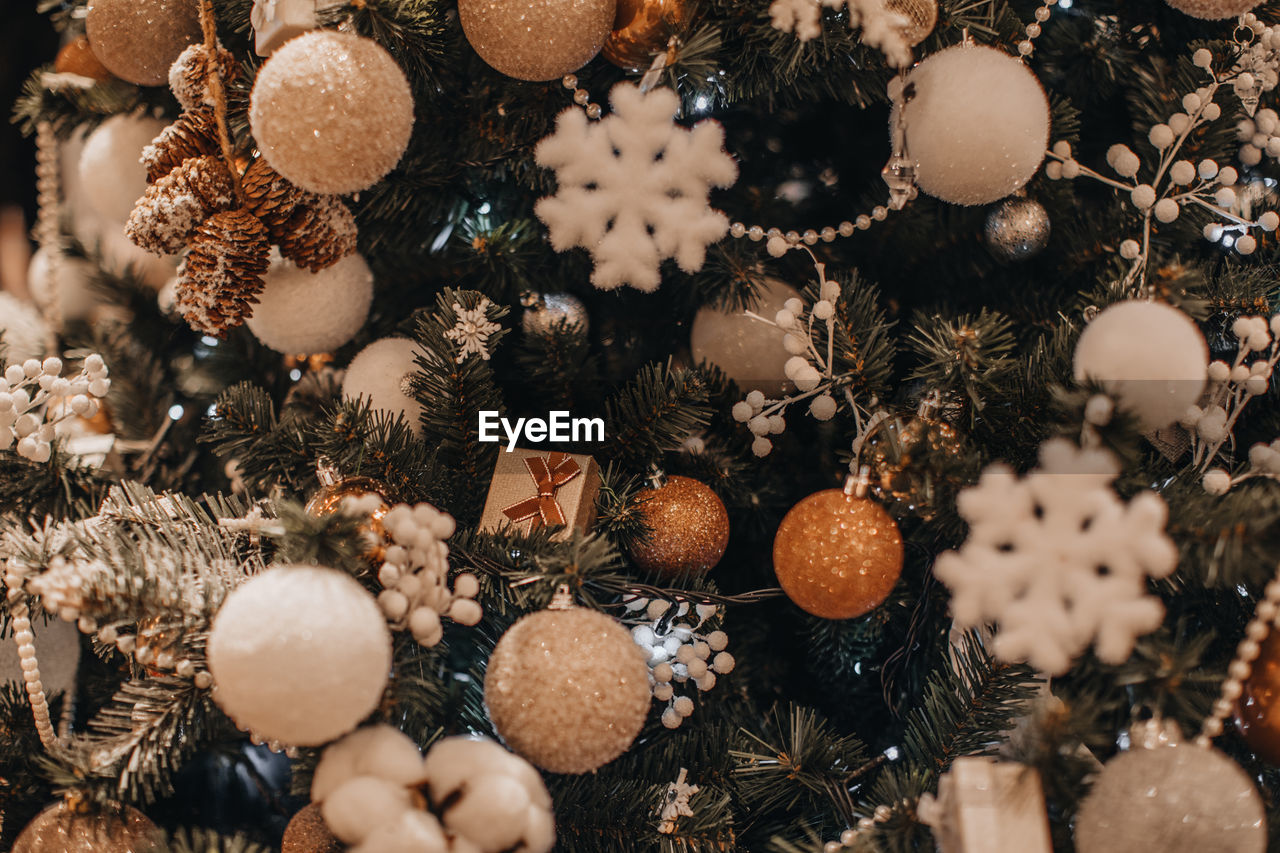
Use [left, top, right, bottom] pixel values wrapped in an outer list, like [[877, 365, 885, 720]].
[[6, 0, 1280, 849]]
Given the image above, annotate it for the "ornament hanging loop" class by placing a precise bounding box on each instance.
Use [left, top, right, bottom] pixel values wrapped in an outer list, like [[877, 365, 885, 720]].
[[548, 583, 575, 610]]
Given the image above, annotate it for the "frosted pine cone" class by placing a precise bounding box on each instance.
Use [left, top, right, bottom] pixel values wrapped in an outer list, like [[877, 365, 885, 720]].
[[241, 157, 357, 271], [177, 209, 270, 336], [126, 155, 235, 255], [169, 43, 238, 111], [142, 107, 221, 183]]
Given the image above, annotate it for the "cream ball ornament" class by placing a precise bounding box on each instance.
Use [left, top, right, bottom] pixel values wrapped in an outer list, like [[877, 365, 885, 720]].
[[247, 253, 373, 354], [484, 604, 651, 774], [342, 337, 428, 436], [691, 277, 802, 396], [1072, 300, 1209, 431], [27, 248, 102, 324], [898, 42, 1050, 205], [459, 0, 616, 81], [207, 565, 391, 746], [250, 31, 414, 195], [85, 0, 201, 86], [1163, 0, 1259, 19], [78, 113, 169, 223]]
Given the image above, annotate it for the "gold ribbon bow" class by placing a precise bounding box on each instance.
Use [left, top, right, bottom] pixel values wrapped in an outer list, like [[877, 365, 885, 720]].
[[502, 452, 581, 529]]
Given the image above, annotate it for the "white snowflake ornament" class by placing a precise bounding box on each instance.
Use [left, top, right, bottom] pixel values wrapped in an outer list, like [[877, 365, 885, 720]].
[[443, 297, 501, 363], [534, 84, 738, 293], [934, 439, 1177, 676]]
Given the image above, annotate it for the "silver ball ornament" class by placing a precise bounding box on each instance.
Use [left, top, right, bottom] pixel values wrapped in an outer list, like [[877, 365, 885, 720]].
[[1075, 740, 1265, 853], [521, 293, 589, 337], [984, 197, 1050, 261], [1163, 0, 1259, 19]]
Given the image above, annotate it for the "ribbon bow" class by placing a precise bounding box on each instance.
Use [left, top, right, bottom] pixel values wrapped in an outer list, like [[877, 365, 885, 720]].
[[502, 452, 581, 529]]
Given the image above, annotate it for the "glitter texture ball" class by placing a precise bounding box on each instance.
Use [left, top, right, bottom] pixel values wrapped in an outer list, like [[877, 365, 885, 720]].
[[484, 606, 651, 774], [604, 0, 687, 71], [282, 803, 343, 853], [984, 197, 1050, 261], [85, 0, 201, 86], [13, 802, 160, 853], [899, 43, 1050, 206], [885, 0, 937, 46], [250, 31, 414, 195], [247, 253, 373, 354], [207, 565, 392, 746], [1163, 0, 1259, 18], [772, 489, 904, 620], [1072, 300, 1208, 431], [691, 277, 802, 396], [459, 0, 617, 81], [342, 337, 428, 436], [1074, 743, 1265, 853], [1236, 627, 1280, 764], [522, 292, 589, 337], [78, 113, 169, 223], [629, 475, 730, 578]]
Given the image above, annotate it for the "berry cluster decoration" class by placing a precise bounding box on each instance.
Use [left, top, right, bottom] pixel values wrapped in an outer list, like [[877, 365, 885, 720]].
[[0, 353, 110, 463], [1229, 12, 1280, 117], [622, 596, 735, 729], [376, 502, 483, 646]]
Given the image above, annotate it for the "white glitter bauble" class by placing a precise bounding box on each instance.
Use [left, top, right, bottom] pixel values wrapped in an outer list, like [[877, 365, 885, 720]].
[[0, 293, 50, 363], [459, 0, 616, 81], [422, 737, 555, 853], [250, 31, 414, 195], [1073, 300, 1208, 431], [85, 0, 202, 86], [1075, 742, 1265, 853], [899, 43, 1050, 205], [207, 565, 391, 747], [691, 277, 801, 396], [28, 247, 103, 323], [342, 337, 427, 435], [78, 113, 169, 223], [984, 197, 1051, 261], [484, 606, 651, 774], [247, 253, 373, 354], [1163, 0, 1258, 19]]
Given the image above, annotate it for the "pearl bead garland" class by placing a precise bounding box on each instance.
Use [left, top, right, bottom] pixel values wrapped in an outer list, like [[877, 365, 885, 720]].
[[33, 121, 64, 334], [1015, 0, 1058, 58], [1196, 575, 1280, 745], [819, 802, 901, 851]]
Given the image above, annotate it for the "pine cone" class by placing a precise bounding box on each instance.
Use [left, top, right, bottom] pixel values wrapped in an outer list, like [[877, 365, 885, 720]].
[[142, 107, 221, 183], [241, 157, 357, 271], [176, 209, 270, 337], [125, 155, 235, 255], [169, 43, 239, 111]]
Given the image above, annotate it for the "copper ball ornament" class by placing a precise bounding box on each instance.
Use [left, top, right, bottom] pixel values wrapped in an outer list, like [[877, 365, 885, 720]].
[[458, 0, 617, 81], [305, 473, 392, 561], [55, 37, 114, 81], [1236, 626, 1280, 764], [603, 0, 686, 72], [772, 489, 904, 620], [13, 802, 160, 853], [85, 0, 202, 87], [629, 475, 729, 577], [860, 415, 963, 519], [484, 604, 651, 774], [283, 803, 343, 853]]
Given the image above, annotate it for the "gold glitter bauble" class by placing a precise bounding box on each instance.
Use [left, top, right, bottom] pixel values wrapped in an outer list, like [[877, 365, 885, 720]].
[[630, 475, 729, 578], [459, 0, 617, 81], [55, 37, 114, 82], [1236, 628, 1280, 764], [282, 803, 343, 853], [860, 415, 962, 519], [484, 606, 650, 774], [772, 490, 903, 620], [1163, 0, 1258, 19], [885, 0, 937, 46], [305, 475, 392, 562], [603, 0, 686, 72], [85, 0, 201, 87], [13, 802, 160, 853], [249, 31, 414, 195]]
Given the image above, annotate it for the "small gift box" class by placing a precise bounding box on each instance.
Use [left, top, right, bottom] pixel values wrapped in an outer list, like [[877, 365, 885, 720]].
[[479, 448, 601, 540], [919, 757, 1051, 853]]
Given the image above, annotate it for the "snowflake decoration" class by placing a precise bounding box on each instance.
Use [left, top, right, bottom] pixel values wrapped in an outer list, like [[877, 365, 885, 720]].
[[657, 768, 700, 834], [934, 439, 1177, 676], [534, 83, 738, 293], [769, 0, 911, 68], [443, 297, 500, 363]]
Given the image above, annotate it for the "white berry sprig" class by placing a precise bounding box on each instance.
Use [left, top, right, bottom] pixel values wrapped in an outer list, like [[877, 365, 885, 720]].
[[1, 353, 109, 463], [622, 596, 734, 729], [377, 502, 482, 647]]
